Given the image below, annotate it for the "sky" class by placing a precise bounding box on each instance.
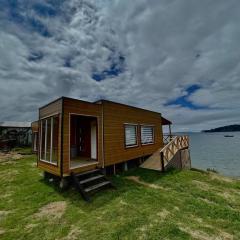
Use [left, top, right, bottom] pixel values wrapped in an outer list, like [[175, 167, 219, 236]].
[[0, 0, 240, 132]]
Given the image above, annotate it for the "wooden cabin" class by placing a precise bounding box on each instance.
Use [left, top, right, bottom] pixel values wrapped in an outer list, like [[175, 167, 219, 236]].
[[34, 96, 189, 199], [37, 96, 171, 175]]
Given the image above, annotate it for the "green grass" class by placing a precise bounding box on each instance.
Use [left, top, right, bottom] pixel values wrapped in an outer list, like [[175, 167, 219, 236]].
[[0, 151, 240, 240], [12, 147, 32, 155]]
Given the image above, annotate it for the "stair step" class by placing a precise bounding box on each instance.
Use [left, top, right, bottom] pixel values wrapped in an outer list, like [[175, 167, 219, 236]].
[[74, 169, 100, 178], [79, 175, 104, 184], [84, 181, 111, 193]]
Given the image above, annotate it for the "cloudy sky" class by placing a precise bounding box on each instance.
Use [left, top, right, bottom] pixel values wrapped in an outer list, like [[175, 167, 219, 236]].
[[0, 0, 240, 132]]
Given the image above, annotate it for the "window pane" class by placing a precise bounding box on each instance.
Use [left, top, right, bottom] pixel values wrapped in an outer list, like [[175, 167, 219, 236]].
[[125, 125, 137, 146], [141, 126, 154, 144], [46, 119, 51, 161], [52, 116, 59, 164], [40, 120, 46, 159]]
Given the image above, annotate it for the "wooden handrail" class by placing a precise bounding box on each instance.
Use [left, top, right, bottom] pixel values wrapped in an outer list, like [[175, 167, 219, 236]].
[[163, 134, 176, 145], [160, 135, 189, 170]]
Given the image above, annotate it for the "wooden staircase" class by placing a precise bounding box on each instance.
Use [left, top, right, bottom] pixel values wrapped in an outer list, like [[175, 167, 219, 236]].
[[140, 135, 189, 171], [71, 169, 113, 201]]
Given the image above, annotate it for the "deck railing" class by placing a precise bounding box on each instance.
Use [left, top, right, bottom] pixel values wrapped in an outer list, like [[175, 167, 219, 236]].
[[163, 134, 175, 145], [160, 135, 189, 170]]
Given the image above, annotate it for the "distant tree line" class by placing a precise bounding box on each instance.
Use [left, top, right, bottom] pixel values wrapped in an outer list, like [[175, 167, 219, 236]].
[[202, 124, 240, 132]]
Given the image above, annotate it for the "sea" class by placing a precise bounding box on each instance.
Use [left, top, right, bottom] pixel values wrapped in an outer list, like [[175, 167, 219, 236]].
[[185, 132, 240, 177]]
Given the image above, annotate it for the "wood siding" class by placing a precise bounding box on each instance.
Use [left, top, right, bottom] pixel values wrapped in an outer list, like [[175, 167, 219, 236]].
[[38, 160, 61, 176], [38, 98, 63, 176], [102, 101, 164, 166], [62, 98, 103, 175], [31, 121, 39, 132], [37, 97, 165, 176], [39, 98, 62, 119]]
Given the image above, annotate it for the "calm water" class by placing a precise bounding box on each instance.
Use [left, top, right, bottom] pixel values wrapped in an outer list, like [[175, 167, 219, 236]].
[[186, 132, 240, 177]]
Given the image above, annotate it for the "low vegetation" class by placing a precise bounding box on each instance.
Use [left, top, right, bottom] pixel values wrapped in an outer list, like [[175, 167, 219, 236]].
[[0, 149, 240, 240]]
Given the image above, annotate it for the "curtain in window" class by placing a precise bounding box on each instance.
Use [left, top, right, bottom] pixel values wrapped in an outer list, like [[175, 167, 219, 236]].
[[141, 126, 154, 144], [125, 125, 137, 147]]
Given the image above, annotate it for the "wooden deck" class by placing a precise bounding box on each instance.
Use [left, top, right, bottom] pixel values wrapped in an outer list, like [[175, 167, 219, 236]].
[[70, 157, 98, 169]]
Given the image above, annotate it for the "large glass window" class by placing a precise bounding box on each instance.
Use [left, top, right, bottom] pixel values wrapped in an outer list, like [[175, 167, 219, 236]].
[[124, 124, 138, 148], [52, 117, 59, 163], [40, 115, 59, 165], [141, 125, 154, 145], [40, 120, 46, 160]]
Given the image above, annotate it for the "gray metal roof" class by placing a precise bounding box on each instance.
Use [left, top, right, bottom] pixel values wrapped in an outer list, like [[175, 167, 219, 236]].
[[0, 121, 31, 128]]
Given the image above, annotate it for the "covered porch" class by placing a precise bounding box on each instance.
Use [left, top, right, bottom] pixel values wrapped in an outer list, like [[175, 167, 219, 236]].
[[69, 114, 98, 169], [161, 116, 173, 145]]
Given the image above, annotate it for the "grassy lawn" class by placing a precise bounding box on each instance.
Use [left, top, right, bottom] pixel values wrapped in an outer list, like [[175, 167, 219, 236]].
[[0, 151, 240, 240]]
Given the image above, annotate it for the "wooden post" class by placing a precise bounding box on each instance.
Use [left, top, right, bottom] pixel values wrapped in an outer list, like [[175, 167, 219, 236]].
[[124, 162, 128, 171], [160, 152, 165, 172], [180, 150, 183, 169], [169, 124, 172, 139]]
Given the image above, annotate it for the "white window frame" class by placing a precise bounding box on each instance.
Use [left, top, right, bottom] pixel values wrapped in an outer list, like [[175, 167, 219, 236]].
[[39, 115, 58, 165], [124, 123, 138, 148], [140, 125, 155, 145]]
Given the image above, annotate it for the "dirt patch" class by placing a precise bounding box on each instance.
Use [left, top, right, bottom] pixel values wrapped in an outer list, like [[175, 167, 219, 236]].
[[209, 173, 234, 183], [60, 226, 82, 240], [216, 191, 235, 201], [192, 180, 212, 191], [0, 210, 12, 218], [119, 200, 128, 206], [218, 230, 233, 240], [125, 176, 164, 189], [0, 229, 5, 235], [1, 169, 19, 176], [191, 215, 204, 224], [0, 152, 23, 164], [0, 192, 13, 199], [190, 214, 214, 229], [179, 226, 212, 240], [25, 223, 39, 232], [156, 209, 170, 220], [198, 197, 217, 205], [174, 206, 180, 211], [34, 201, 66, 219], [179, 224, 233, 240]]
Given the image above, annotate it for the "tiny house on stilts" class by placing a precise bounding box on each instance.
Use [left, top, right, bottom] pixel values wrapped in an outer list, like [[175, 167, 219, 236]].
[[33, 97, 190, 200]]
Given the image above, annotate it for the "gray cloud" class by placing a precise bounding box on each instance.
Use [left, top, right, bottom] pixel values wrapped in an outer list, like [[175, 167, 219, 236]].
[[0, 0, 240, 131]]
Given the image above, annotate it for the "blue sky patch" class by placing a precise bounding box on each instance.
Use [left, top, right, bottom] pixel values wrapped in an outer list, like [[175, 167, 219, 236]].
[[186, 84, 201, 94], [33, 3, 57, 17], [28, 18, 51, 37], [165, 84, 207, 110], [4, 0, 52, 37], [92, 55, 125, 81], [6, 1, 24, 23], [63, 57, 72, 68]]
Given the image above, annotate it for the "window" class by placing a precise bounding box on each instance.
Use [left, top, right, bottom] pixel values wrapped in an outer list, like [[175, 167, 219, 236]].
[[141, 125, 154, 145], [40, 115, 59, 165], [124, 124, 138, 147]]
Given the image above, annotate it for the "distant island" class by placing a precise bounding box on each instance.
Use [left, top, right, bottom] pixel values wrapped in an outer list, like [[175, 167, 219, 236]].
[[202, 124, 240, 132]]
